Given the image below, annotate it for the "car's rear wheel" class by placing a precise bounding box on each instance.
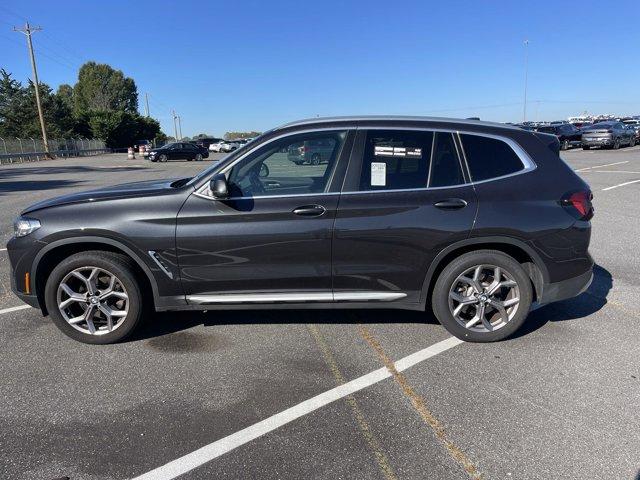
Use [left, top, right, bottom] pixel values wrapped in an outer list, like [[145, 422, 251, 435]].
[[630, 138, 636, 147], [196, 153, 203, 161], [159, 154, 168, 162], [432, 250, 533, 342], [311, 153, 321, 165], [561, 139, 569, 151], [44, 251, 144, 344], [582, 145, 590, 150]]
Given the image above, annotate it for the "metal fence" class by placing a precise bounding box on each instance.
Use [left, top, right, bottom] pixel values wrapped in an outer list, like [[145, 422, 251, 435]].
[[0, 137, 109, 165]]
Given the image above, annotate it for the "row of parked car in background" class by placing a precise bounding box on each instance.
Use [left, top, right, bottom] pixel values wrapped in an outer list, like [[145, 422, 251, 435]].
[[208, 137, 255, 153], [513, 117, 640, 150]]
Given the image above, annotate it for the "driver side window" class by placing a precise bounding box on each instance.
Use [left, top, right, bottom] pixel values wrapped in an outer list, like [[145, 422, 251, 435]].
[[226, 131, 346, 198]]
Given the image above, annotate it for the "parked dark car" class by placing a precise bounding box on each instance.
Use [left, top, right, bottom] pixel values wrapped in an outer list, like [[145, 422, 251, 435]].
[[287, 138, 336, 165], [623, 123, 640, 143], [534, 124, 583, 150], [148, 142, 209, 162], [8, 116, 593, 344], [581, 121, 635, 149]]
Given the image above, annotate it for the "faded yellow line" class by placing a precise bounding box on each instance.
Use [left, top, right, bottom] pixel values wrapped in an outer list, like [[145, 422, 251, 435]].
[[306, 324, 398, 480], [358, 325, 483, 480]]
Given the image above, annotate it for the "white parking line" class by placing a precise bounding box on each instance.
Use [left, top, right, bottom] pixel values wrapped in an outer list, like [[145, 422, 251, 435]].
[[575, 161, 629, 172], [602, 179, 640, 191], [0, 304, 31, 315], [0, 248, 7, 252], [132, 336, 464, 480]]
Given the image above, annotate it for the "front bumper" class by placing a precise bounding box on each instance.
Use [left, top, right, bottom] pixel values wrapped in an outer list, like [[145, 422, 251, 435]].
[[538, 268, 593, 306]]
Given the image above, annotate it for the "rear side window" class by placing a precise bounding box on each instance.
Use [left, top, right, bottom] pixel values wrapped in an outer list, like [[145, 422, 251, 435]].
[[358, 130, 465, 191], [429, 132, 465, 188], [460, 134, 525, 182], [359, 130, 433, 190]]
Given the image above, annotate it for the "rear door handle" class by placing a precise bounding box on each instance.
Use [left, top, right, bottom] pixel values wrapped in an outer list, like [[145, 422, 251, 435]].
[[292, 204, 326, 217], [434, 198, 468, 210]]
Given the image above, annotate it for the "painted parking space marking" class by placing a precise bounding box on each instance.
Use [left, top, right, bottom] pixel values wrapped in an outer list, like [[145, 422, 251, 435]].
[[0, 304, 31, 315], [575, 161, 628, 172], [602, 179, 640, 191], [132, 336, 464, 480], [0, 247, 7, 252]]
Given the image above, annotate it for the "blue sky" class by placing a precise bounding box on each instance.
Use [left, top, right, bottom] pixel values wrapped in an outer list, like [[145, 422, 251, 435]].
[[1, 0, 639, 137]]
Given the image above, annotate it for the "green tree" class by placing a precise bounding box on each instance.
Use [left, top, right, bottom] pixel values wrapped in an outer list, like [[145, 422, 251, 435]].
[[73, 61, 138, 114]]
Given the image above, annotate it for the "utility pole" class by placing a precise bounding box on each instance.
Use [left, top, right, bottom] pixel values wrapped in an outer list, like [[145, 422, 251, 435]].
[[523, 39, 529, 123], [172, 110, 178, 141], [14, 22, 50, 157], [144, 93, 150, 117], [177, 115, 183, 141]]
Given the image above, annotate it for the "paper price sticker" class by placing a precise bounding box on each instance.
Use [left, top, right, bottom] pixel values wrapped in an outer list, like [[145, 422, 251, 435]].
[[371, 162, 386, 186]]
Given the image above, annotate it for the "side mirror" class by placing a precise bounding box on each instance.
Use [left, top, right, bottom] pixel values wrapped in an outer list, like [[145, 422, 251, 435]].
[[210, 173, 229, 199]]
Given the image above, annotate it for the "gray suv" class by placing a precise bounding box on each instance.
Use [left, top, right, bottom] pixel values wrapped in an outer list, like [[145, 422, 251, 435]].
[[581, 121, 635, 149], [287, 138, 335, 165]]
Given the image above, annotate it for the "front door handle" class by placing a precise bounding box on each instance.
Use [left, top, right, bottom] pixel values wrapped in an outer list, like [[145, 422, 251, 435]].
[[434, 198, 468, 210], [292, 204, 326, 217]]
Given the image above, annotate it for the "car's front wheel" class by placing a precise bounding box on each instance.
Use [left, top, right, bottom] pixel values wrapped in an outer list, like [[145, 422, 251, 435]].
[[159, 154, 168, 162], [44, 251, 144, 344], [432, 250, 533, 342], [195, 153, 203, 161]]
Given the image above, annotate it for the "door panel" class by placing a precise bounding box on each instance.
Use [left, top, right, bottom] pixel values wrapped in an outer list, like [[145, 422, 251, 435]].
[[176, 194, 339, 296], [332, 129, 477, 303], [175, 129, 352, 300], [332, 187, 477, 303]]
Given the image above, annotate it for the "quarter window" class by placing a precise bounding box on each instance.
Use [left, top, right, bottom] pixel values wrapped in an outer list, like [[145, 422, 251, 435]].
[[225, 131, 346, 198], [460, 134, 525, 182]]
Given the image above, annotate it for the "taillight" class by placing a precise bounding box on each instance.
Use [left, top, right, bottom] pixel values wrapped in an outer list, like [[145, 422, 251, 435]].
[[561, 190, 593, 220]]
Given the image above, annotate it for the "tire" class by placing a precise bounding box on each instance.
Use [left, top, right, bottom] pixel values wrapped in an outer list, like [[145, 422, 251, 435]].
[[612, 138, 620, 150], [561, 139, 569, 151], [630, 138, 635, 147], [311, 154, 321, 165], [582, 146, 590, 150], [431, 250, 533, 342], [44, 251, 144, 344], [159, 154, 168, 162], [196, 153, 203, 161]]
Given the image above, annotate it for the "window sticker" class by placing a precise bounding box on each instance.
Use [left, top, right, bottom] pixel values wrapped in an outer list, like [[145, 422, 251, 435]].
[[371, 162, 386, 186], [374, 145, 421, 158]]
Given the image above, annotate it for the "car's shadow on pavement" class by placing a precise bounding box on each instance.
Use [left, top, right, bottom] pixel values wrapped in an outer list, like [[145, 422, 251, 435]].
[[510, 264, 612, 339], [131, 264, 612, 343]]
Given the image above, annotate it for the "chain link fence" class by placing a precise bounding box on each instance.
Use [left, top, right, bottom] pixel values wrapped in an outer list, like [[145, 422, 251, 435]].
[[0, 137, 109, 165]]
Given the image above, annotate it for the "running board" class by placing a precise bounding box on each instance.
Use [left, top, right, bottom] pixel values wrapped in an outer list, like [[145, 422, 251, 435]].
[[187, 291, 406, 305]]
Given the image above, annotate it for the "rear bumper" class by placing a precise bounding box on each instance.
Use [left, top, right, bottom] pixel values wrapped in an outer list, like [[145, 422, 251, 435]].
[[582, 138, 613, 147], [538, 268, 593, 306]]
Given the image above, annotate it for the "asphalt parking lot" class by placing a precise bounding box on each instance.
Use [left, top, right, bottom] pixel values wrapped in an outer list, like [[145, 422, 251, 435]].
[[0, 147, 639, 480]]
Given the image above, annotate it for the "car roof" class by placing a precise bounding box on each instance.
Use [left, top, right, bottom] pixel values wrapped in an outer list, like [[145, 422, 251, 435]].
[[274, 115, 524, 133]]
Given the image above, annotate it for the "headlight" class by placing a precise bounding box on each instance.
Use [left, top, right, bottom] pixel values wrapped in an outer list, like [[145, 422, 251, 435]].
[[13, 217, 41, 237]]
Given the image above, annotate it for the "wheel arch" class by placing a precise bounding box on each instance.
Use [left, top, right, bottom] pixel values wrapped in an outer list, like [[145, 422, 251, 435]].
[[420, 237, 548, 308], [32, 236, 159, 316]]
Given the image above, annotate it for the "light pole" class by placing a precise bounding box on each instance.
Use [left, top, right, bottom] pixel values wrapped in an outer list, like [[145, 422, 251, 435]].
[[523, 39, 529, 123]]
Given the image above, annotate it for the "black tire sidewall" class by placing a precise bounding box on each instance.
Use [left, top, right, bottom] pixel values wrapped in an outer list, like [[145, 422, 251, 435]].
[[44, 252, 143, 344], [432, 250, 533, 342]]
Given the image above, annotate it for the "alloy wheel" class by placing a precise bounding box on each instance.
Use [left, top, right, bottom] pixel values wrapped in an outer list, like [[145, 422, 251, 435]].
[[448, 264, 520, 333], [56, 266, 129, 335]]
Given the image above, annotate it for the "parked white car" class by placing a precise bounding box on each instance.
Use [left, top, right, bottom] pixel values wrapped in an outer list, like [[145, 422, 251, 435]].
[[220, 140, 240, 152], [209, 141, 226, 152]]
